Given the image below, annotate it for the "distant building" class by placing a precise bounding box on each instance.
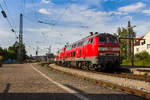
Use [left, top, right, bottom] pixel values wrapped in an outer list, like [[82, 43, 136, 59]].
[[134, 31, 150, 54], [32, 56, 47, 62]]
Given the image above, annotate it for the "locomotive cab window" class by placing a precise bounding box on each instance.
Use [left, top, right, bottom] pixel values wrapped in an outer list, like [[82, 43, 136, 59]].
[[99, 36, 107, 43], [109, 36, 118, 43], [88, 38, 94, 44]]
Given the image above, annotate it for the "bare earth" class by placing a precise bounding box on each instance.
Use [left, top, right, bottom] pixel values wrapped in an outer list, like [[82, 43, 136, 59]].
[[0, 64, 147, 100]]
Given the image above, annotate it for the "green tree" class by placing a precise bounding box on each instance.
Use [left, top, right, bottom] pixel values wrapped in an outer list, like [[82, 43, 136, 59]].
[[0, 43, 27, 62], [114, 27, 136, 59], [8, 44, 18, 60], [21, 44, 27, 61]]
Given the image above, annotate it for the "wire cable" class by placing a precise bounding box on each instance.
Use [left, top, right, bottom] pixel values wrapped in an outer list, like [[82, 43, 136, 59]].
[[2, 0, 17, 35], [22, 0, 26, 15], [0, 3, 18, 39], [31, 0, 39, 20], [3, 0, 15, 25]]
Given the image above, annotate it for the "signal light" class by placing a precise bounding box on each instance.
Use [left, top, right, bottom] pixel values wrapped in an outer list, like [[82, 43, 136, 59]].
[[1, 10, 7, 18]]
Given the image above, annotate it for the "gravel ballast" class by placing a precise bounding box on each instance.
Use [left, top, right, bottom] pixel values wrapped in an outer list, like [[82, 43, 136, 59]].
[[50, 64, 150, 93]]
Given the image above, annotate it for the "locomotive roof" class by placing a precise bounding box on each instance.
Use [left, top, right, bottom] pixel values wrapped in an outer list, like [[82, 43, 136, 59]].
[[57, 33, 115, 52], [65, 33, 113, 47], [77, 33, 112, 42]]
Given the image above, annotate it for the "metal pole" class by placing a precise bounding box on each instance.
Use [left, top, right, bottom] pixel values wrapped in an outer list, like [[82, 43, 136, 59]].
[[131, 39, 134, 67], [127, 21, 131, 59], [17, 13, 23, 63]]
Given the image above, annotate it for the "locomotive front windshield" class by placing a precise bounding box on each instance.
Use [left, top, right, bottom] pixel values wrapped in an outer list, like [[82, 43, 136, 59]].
[[99, 35, 118, 43], [99, 36, 107, 43], [109, 36, 118, 43]]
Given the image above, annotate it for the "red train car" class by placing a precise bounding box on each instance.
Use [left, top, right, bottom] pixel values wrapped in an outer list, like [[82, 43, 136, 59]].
[[55, 32, 121, 71]]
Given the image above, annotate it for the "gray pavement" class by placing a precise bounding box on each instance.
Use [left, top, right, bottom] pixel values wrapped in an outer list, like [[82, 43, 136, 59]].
[[0, 64, 147, 100]]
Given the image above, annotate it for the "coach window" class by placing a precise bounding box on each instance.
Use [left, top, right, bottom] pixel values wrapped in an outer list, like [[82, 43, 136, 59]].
[[88, 39, 91, 44], [83, 40, 88, 45], [81, 41, 83, 46], [88, 38, 93, 44], [74, 51, 76, 57], [79, 42, 81, 47], [91, 38, 94, 43]]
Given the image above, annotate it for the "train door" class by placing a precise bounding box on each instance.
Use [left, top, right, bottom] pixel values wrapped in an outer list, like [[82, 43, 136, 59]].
[[82, 39, 88, 57], [87, 38, 94, 57]]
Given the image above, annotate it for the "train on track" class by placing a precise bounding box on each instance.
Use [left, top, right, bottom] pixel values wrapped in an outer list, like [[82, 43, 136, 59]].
[[55, 32, 121, 71]]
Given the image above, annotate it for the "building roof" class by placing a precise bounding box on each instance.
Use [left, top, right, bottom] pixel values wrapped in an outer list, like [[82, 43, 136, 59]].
[[134, 36, 144, 46]]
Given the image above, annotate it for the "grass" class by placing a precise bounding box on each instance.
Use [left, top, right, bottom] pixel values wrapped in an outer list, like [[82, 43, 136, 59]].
[[122, 58, 150, 66], [122, 51, 150, 66]]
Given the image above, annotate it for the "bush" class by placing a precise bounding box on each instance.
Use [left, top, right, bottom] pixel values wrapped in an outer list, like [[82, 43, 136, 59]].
[[135, 51, 150, 61], [122, 51, 150, 66]]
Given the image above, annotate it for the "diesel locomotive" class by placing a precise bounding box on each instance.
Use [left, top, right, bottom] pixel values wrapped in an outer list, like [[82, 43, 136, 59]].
[[55, 32, 121, 71]]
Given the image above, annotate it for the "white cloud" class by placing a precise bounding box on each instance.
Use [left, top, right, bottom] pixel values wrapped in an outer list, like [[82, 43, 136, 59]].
[[41, 0, 50, 4], [39, 8, 50, 14], [118, 2, 145, 12], [0, 28, 17, 47], [24, 3, 150, 55], [142, 9, 150, 15]]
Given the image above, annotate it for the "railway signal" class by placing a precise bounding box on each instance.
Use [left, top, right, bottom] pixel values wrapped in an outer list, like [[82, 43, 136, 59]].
[[119, 21, 145, 67]]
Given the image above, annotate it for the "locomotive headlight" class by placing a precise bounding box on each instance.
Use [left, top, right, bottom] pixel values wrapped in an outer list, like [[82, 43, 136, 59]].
[[112, 47, 120, 51], [98, 47, 108, 51]]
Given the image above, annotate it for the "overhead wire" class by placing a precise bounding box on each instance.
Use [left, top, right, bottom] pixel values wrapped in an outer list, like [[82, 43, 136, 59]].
[[2, 0, 18, 38], [50, 3, 71, 31], [3, 0, 15, 25], [22, 0, 26, 15], [0, 3, 18, 39], [31, 0, 39, 21]]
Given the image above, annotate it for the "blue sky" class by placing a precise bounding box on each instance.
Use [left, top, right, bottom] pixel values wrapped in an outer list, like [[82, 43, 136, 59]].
[[0, 0, 150, 55]]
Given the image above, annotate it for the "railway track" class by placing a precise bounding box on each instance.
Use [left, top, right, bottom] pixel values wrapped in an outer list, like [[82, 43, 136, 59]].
[[96, 71, 150, 83], [55, 64, 150, 83], [47, 64, 150, 99]]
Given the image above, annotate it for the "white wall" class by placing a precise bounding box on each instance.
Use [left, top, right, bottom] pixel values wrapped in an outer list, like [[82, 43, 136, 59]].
[[134, 31, 150, 54]]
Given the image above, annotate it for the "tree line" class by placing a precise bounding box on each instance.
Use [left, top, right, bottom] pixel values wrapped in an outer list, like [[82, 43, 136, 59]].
[[114, 27, 136, 59], [0, 43, 27, 61]]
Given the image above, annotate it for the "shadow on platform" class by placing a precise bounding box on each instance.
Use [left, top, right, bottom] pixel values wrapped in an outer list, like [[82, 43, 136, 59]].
[[0, 93, 147, 100], [0, 84, 147, 100]]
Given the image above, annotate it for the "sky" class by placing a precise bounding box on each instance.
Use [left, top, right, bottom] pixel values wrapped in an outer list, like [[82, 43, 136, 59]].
[[0, 0, 150, 56]]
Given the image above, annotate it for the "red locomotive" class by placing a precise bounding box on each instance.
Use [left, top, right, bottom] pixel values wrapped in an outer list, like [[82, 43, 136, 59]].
[[55, 32, 121, 71]]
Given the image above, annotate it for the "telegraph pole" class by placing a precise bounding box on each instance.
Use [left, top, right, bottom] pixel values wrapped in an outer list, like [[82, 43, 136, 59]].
[[127, 21, 131, 59], [36, 46, 39, 56], [17, 13, 23, 63], [48, 46, 51, 54], [120, 21, 141, 67]]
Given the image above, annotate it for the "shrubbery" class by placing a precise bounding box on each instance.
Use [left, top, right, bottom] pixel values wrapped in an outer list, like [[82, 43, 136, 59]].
[[122, 51, 150, 66]]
